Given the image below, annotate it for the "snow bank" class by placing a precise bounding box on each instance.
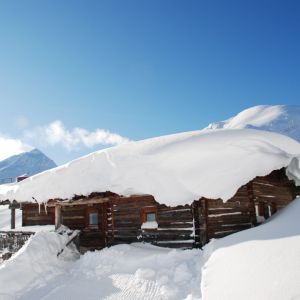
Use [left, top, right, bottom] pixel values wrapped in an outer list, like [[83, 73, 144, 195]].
[[0, 231, 78, 299], [0, 129, 300, 206], [19, 243, 202, 300], [201, 197, 300, 300]]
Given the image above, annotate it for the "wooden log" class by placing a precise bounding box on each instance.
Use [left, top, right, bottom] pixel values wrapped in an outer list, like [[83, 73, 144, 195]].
[[55, 205, 61, 229]]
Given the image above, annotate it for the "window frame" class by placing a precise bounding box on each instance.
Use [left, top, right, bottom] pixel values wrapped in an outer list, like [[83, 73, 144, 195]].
[[86, 207, 99, 228], [140, 207, 158, 224]]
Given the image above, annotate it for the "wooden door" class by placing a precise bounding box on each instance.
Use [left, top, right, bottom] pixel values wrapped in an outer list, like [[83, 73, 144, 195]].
[[81, 203, 107, 250]]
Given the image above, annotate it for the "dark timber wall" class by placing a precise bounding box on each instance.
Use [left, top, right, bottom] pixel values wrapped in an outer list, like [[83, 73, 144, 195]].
[[198, 168, 299, 244], [60, 203, 109, 250], [109, 195, 195, 248], [22, 203, 54, 226]]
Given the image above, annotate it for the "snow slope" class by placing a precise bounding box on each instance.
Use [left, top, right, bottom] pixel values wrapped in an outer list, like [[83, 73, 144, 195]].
[[0, 231, 78, 300], [206, 105, 300, 142], [0, 129, 300, 205], [201, 197, 300, 300]]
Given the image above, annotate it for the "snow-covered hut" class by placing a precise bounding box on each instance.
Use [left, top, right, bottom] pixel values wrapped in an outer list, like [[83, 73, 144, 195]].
[[1, 129, 300, 250]]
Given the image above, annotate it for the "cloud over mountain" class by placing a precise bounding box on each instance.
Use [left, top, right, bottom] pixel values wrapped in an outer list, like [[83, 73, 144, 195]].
[[0, 135, 32, 161]]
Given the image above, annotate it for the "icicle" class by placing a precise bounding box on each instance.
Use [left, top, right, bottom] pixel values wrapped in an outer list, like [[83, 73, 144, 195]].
[[38, 202, 41, 214], [44, 202, 48, 215]]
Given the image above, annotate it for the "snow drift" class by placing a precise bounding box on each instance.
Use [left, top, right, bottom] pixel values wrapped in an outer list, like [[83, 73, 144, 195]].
[[206, 105, 300, 142], [201, 197, 300, 300], [0, 129, 300, 206]]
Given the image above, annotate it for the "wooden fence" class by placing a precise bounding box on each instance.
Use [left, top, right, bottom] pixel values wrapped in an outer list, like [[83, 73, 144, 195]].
[[0, 231, 34, 257], [0, 177, 14, 185]]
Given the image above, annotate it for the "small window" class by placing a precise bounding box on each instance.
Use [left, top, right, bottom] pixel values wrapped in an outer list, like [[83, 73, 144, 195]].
[[89, 212, 98, 225], [141, 207, 157, 223], [146, 212, 156, 222]]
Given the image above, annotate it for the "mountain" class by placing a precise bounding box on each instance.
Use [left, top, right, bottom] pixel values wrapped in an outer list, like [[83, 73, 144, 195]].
[[205, 105, 300, 142], [0, 149, 56, 182]]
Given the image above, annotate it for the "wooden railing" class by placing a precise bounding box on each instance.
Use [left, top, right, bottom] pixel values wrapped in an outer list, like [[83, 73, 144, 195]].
[[0, 177, 14, 185], [0, 231, 34, 256]]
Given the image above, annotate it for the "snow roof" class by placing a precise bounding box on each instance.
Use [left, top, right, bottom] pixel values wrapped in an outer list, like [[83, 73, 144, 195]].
[[0, 129, 300, 206]]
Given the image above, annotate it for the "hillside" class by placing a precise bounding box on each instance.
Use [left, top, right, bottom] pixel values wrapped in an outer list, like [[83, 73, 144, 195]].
[[0, 149, 56, 182], [206, 105, 300, 142], [0, 128, 300, 205]]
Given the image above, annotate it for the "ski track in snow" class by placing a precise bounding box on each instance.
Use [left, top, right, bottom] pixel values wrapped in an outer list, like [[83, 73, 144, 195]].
[[15, 243, 202, 300]]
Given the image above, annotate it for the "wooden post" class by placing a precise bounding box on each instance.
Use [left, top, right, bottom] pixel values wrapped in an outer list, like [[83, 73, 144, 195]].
[[55, 205, 61, 230], [11, 207, 16, 229]]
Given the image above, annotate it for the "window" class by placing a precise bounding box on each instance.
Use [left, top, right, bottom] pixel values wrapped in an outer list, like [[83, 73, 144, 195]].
[[89, 212, 98, 225], [146, 212, 156, 222], [141, 207, 157, 223]]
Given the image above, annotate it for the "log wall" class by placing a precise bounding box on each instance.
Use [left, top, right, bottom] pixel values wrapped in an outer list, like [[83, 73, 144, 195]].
[[199, 168, 299, 243], [110, 195, 195, 248], [22, 203, 55, 226], [60, 203, 108, 250]]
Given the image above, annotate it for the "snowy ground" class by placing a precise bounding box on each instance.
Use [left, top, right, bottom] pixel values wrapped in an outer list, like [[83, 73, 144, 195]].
[[1, 239, 202, 300], [0, 198, 300, 299]]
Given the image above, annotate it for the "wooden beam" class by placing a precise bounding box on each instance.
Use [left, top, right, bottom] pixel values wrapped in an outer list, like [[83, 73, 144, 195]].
[[55, 205, 61, 230], [11, 207, 16, 230], [47, 197, 110, 207]]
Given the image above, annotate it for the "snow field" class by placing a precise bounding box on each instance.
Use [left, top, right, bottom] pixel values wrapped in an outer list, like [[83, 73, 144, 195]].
[[16, 243, 202, 300]]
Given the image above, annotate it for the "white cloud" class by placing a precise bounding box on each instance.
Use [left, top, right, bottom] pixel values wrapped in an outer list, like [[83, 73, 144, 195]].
[[25, 120, 130, 151], [0, 136, 33, 161]]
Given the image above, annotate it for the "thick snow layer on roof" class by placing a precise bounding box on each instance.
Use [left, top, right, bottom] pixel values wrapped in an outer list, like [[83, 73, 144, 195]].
[[201, 197, 300, 300], [0, 129, 300, 206]]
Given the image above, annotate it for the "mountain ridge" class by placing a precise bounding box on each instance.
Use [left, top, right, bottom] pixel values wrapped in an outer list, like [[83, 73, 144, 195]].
[[0, 148, 56, 182]]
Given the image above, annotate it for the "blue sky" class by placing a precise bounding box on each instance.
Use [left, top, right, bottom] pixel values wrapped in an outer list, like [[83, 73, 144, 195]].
[[0, 0, 299, 164]]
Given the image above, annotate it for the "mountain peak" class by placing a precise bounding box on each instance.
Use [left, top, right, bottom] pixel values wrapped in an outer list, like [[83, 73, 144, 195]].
[[0, 149, 57, 183], [205, 105, 300, 142]]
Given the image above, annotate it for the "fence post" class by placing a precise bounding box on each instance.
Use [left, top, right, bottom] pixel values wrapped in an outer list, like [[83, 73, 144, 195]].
[[11, 207, 16, 230]]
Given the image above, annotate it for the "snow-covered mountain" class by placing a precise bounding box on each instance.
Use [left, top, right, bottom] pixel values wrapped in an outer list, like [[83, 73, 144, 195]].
[[205, 105, 300, 142], [0, 149, 56, 182]]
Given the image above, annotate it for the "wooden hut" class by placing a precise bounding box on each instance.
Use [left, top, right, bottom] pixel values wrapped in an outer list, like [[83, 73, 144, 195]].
[[20, 167, 300, 251]]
